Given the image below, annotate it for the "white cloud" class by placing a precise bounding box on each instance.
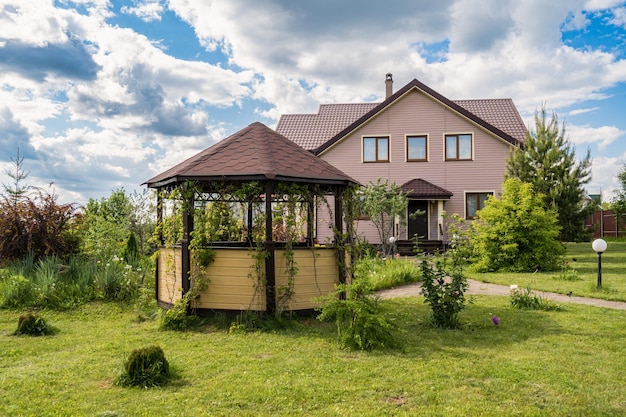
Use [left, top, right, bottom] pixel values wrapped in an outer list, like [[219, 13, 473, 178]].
[[569, 107, 600, 116], [568, 124, 625, 150], [121, 0, 164, 22]]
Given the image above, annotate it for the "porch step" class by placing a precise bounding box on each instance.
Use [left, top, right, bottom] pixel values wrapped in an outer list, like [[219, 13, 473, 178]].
[[395, 239, 445, 255]]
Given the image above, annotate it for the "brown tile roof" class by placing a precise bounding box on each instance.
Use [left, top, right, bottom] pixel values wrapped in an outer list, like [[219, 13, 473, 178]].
[[400, 179, 453, 199], [276, 103, 378, 150], [453, 99, 527, 145], [144, 122, 358, 189], [276, 79, 527, 152]]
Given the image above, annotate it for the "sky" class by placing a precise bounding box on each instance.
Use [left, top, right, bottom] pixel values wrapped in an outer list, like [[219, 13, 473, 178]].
[[1, 0, 626, 206]]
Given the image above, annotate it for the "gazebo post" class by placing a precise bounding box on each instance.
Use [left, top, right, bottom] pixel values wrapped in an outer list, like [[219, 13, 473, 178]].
[[246, 201, 253, 243], [180, 184, 194, 307], [307, 199, 314, 245], [334, 187, 347, 289], [264, 181, 276, 314]]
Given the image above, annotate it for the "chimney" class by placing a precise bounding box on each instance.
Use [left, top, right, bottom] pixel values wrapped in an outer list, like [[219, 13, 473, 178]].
[[385, 73, 393, 99]]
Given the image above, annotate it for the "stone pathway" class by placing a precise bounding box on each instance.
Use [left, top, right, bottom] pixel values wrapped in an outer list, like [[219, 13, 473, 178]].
[[377, 279, 626, 310]]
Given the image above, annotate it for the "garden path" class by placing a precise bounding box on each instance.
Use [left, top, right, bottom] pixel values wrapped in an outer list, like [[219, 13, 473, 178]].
[[377, 279, 626, 310]]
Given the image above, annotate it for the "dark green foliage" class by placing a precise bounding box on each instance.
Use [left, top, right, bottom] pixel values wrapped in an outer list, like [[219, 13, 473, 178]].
[[122, 232, 139, 264], [470, 178, 565, 272], [14, 313, 57, 336], [419, 257, 469, 328], [316, 278, 399, 351], [506, 106, 593, 242], [116, 345, 170, 388]]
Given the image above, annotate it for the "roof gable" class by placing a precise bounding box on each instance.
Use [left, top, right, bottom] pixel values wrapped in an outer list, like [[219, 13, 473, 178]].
[[144, 122, 358, 188], [276, 78, 527, 153], [316, 79, 524, 154]]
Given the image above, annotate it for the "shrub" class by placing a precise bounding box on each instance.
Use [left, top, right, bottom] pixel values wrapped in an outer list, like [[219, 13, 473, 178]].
[[1, 275, 38, 308], [0, 192, 79, 263], [14, 313, 57, 336], [116, 345, 170, 388], [157, 295, 198, 331], [419, 256, 469, 329], [469, 178, 565, 272], [510, 285, 561, 311], [316, 278, 399, 351]]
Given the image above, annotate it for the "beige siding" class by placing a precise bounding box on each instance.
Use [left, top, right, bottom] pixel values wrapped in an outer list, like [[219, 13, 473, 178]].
[[192, 249, 265, 311], [275, 248, 339, 310], [157, 247, 183, 304], [157, 247, 340, 311], [319, 89, 512, 243]]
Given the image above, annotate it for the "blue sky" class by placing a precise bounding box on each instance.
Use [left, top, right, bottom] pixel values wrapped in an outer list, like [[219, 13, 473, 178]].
[[1, 0, 626, 205]]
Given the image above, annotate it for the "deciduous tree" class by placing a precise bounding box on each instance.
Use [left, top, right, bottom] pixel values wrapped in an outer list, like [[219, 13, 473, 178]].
[[469, 178, 564, 272]]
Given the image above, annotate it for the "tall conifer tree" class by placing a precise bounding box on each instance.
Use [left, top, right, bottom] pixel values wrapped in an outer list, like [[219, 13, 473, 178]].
[[506, 106, 592, 242]]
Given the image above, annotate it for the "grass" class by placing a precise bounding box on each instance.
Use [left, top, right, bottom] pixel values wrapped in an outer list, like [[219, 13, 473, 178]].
[[467, 241, 626, 302], [1, 299, 626, 416]]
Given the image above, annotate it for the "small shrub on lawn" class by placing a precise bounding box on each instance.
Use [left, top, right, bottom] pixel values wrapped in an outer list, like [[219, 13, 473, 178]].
[[14, 313, 57, 336], [157, 295, 199, 331], [316, 278, 400, 351], [419, 256, 469, 329], [116, 345, 170, 388], [510, 285, 561, 311]]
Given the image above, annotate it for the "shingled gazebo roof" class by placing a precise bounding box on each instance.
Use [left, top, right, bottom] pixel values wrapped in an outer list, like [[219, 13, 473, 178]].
[[144, 122, 358, 189]]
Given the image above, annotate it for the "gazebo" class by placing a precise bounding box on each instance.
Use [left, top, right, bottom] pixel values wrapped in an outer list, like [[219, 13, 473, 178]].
[[144, 122, 358, 314]]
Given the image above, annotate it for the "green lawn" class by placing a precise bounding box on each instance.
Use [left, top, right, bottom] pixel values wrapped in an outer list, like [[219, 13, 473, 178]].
[[2, 298, 626, 416], [466, 241, 626, 302]]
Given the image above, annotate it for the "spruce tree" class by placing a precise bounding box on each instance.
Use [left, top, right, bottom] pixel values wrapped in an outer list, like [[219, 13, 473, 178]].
[[506, 106, 592, 242]]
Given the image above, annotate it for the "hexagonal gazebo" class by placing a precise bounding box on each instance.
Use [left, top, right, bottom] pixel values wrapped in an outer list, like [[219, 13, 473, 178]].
[[144, 122, 358, 314]]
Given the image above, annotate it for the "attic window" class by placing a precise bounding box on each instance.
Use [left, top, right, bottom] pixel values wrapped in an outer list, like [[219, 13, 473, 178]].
[[363, 136, 389, 162], [445, 134, 472, 160]]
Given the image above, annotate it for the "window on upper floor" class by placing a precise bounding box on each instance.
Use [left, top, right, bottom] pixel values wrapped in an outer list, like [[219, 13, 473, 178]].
[[445, 134, 472, 160], [406, 135, 428, 162], [363, 136, 389, 162], [466, 192, 493, 219]]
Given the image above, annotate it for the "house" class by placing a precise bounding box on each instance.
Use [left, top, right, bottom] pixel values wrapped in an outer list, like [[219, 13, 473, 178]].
[[276, 74, 527, 248]]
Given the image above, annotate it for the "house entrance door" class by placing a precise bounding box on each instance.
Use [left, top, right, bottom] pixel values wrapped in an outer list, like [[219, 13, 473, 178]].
[[408, 200, 428, 240]]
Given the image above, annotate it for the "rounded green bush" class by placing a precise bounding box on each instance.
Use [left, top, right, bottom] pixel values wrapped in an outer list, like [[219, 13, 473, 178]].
[[14, 313, 56, 336], [117, 345, 170, 388]]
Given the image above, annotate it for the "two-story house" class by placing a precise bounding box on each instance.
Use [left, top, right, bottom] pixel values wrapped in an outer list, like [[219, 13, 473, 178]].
[[276, 74, 527, 247]]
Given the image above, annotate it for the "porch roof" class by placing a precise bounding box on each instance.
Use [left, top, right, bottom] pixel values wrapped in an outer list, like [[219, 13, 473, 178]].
[[401, 179, 453, 199]]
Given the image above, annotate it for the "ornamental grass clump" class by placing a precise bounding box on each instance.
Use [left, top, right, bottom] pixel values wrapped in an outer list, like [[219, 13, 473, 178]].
[[316, 278, 400, 351], [510, 285, 561, 311], [116, 345, 170, 388]]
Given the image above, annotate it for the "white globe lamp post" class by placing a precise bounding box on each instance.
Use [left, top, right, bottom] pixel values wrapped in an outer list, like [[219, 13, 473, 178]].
[[592, 238, 608, 288]]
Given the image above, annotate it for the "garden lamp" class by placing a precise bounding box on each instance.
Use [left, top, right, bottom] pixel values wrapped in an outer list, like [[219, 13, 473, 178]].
[[592, 238, 607, 288]]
